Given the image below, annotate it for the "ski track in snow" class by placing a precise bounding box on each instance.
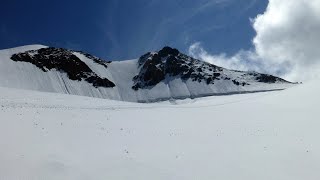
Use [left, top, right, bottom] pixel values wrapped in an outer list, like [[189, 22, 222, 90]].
[[0, 89, 274, 111]]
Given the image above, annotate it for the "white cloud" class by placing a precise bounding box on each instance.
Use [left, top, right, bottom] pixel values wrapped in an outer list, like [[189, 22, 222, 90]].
[[253, 0, 320, 81], [189, 43, 262, 72], [189, 42, 291, 76], [189, 0, 320, 82]]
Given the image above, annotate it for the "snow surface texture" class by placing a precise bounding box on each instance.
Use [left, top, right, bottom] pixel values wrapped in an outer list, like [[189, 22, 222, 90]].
[[0, 80, 319, 180], [0, 45, 293, 102]]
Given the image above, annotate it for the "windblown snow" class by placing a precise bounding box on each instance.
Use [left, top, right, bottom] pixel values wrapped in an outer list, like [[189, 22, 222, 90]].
[[0, 80, 319, 180]]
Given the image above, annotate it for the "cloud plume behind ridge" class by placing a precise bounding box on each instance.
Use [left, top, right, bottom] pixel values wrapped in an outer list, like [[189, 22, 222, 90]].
[[189, 0, 320, 82]]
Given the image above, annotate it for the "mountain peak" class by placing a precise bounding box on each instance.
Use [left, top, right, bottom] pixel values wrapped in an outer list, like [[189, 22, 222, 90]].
[[158, 46, 180, 57], [132, 47, 291, 91]]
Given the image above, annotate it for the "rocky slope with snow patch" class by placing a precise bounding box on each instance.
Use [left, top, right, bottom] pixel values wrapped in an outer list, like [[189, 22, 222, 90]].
[[0, 45, 294, 102]]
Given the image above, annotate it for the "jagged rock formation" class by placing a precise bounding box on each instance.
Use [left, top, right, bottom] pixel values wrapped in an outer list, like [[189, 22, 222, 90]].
[[132, 47, 289, 90]]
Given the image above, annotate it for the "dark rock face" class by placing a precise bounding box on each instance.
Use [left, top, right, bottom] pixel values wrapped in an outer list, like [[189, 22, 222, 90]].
[[11, 47, 115, 88], [247, 72, 289, 84], [133, 53, 165, 90], [132, 46, 224, 90], [158, 46, 180, 57], [256, 74, 281, 83], [232, 80, 249, 86]]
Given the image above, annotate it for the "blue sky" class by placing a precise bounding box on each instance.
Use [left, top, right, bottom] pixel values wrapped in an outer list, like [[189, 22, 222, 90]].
[[0, 0, 267, 60]]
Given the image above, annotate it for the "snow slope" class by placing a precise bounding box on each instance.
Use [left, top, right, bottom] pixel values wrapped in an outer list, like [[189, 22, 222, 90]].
[[0, 45, 294, 102], [0, 81, 319, 180]]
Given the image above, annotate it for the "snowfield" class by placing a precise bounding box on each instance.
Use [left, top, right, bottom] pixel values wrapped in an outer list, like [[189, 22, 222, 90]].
[[1, 80, 319, 180]]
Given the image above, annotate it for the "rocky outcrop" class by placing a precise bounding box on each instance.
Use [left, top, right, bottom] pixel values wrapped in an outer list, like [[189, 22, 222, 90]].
[[11, 47, 115, 88], [132, 46, 291, 90]]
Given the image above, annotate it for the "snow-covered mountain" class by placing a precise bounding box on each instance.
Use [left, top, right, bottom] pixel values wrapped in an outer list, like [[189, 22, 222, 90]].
[[1, 45, 318, 180], [0, 45, 294, 102]]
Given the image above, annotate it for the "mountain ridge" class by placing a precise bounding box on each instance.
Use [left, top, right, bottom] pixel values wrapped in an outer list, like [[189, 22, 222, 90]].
[[0, 45, 294, 102]]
